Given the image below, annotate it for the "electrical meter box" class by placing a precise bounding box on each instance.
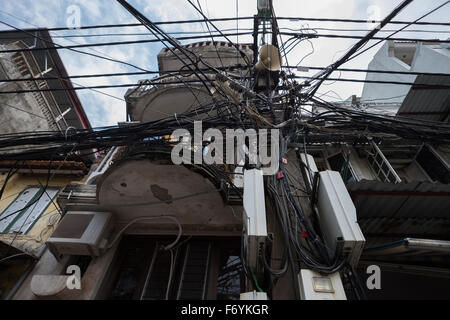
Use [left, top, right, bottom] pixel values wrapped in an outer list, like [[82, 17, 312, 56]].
[[298, 269, 347, 300]]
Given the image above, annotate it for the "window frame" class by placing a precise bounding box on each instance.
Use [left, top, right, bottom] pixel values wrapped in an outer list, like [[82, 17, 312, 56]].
[[415, 144, 450, 184], [0, 185, 60, 234]]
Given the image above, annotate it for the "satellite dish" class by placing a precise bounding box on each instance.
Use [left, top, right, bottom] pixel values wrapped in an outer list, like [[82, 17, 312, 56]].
[[255, 44, 282, 71]]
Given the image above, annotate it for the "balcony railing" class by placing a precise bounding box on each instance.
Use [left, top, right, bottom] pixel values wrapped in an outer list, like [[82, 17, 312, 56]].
[[367, 141, 402, 184]]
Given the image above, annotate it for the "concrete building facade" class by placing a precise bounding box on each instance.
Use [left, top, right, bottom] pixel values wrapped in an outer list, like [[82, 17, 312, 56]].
[[3, 37, 450, 300], [0, 29, 93, 299]]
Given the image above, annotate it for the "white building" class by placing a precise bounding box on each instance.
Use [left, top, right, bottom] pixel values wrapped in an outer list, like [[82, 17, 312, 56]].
[[361, 40, 450, 122]]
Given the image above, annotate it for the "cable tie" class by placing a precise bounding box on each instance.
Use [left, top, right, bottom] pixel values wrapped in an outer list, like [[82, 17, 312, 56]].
[[276, 171, 284, 180], [300, 231, 310, 239]]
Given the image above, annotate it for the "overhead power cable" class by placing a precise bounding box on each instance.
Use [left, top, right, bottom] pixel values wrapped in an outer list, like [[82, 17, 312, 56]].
[[0, 104, 448, 161], [287, 32, 450, 43], [0, 18, 201, 102], [116, 0, 218, 98], [28, 27, 448, 40], [1, 74, 449, 95], [187, 0, 253, 68], [0, 11, 147, 102], [0, 80, 215, 94], [283, 27, 450, 34], [0, 31, 254, 54], [285, 65, 450, 78], [194, 0, 228, 75], [1, 31, 449, 55], [346, 0, 450, 63], [1, 65, 448, 84], [1, 16, 448, 34], [306, 0, 414, 98], [292, 76, 450, 88], [0, 20, 152, 72]]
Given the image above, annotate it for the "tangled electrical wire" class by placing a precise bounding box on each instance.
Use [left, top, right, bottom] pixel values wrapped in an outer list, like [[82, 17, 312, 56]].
[[1, 0, 449, 301]]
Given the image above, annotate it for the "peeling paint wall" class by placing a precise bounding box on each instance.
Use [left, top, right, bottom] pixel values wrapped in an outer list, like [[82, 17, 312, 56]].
[[0, 44, 55, 136], [0, 173, 80, 257]]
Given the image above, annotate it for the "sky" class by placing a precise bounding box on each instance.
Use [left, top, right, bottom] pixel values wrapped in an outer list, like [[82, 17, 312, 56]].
[[0, 0, 448, 127]]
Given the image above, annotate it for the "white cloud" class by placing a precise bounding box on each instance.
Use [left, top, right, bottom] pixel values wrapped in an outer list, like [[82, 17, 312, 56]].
[[73, 0, 102, 19]]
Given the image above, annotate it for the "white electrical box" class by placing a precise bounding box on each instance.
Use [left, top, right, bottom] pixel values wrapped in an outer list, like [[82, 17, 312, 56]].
[[240, 291, 268, 300], [317, 171, 365, 267], [243, 169, 268, 274], [298, 269, 346, 300], [299, 153, 319, 188], [47, 211, 114, 258]]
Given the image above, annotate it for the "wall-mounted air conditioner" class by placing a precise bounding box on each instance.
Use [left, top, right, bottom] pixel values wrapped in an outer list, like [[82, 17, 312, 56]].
[[243, 169, 267, 277], [316, 171, 365, 267], [47, 211, 114, 259]]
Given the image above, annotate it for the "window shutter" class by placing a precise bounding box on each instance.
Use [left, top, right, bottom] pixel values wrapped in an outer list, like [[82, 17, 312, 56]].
[[0, 186, 59, 234]]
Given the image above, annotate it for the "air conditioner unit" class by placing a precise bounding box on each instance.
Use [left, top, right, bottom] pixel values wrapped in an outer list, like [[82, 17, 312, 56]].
[[243, 169, 267, 277], [316, 171, 365, 267], [298, 269, 346, 300], [47, 211, 114, 259]]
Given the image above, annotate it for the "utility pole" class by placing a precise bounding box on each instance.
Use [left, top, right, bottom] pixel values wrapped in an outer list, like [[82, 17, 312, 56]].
[[252, 0, 282, 95]]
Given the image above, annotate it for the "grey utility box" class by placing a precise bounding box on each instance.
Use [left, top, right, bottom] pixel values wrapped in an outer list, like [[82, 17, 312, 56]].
[[47, 211, 114, 259]]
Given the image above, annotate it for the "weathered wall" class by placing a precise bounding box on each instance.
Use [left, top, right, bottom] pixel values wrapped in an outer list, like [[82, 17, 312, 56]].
[[12, 243, 120, 300], [96, 159, 243, 236], [0, 173, 76, 257], [0, 46, 52, 135]]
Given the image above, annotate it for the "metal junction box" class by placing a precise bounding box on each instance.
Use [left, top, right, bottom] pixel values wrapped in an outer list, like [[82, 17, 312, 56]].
[[316, 171, 365, 267]]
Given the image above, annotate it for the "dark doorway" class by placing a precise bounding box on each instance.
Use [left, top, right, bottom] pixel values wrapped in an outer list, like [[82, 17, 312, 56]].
[[102, 236, 244, 300]]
